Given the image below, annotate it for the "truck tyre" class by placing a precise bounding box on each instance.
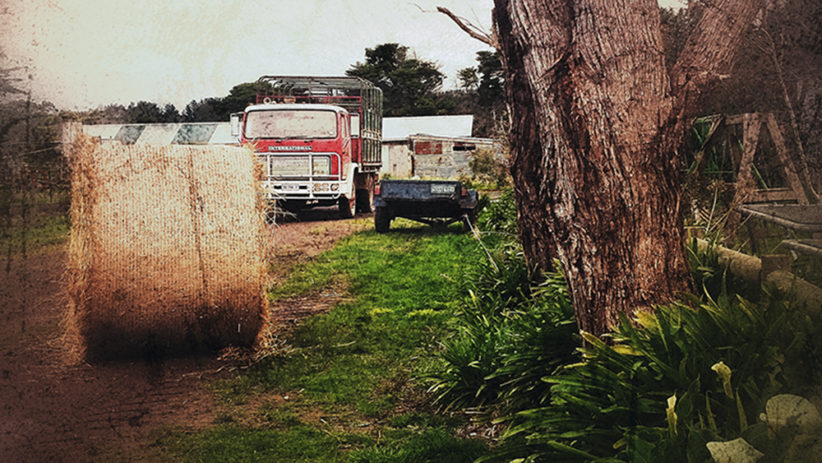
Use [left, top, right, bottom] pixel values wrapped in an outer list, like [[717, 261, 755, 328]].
[[356, 187, 374, 213], [339, 195, 356, 218], [374, 206, 391, 233], [283, 200, 304, 215]]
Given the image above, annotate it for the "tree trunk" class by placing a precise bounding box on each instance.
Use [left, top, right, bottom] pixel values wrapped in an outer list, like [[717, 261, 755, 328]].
[[493, 0, 765, 335]]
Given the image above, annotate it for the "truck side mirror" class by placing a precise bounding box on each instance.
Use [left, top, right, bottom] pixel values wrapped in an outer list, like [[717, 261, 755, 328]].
[[230, 113, 242, 137], [350, 114, 360, 138]]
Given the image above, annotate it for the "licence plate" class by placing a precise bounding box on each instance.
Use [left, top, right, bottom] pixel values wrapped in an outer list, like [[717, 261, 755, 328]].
[[430, 184, 454, 195], [280, 184, 299, 191]]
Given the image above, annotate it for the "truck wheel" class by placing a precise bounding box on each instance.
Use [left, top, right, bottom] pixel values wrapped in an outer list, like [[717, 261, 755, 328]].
[[356, 187, 374, 213], [339, 195, 356, 218], [283, 200, 305, 214], [374, 207, 391, 233]]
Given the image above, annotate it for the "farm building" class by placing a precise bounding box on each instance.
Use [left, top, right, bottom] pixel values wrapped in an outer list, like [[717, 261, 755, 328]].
[[381, 115, 499, 179], [83, 122, 238, 145]]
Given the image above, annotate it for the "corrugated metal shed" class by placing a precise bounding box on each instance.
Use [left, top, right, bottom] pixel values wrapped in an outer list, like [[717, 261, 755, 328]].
[[83, 124, 121, 141], [82, 122, 239, 145], [172, 124, 218, 144], [136, 124, 181, 145], [382, 115, 473, 141], [209, 123, 240, 145]]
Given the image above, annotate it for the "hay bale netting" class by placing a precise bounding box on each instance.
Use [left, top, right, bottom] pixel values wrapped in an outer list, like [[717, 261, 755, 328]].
[[67, 135, 267, 360]]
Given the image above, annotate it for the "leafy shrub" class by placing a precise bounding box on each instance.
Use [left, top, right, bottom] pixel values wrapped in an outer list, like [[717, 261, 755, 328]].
[[468, 147, 510, 188], [500, 289, 814, 462], [432, 202, 822, 462], [429, 191, 577, 417], [477, 188, 518, 238], [428, 243, 537, 411], [429, 263, 578, 415]]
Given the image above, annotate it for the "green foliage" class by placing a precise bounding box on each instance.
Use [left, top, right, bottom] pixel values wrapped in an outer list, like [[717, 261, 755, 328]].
[[428, 194, 578, 416], [346, 43, 451, 117], [428, 243, 537, 411], [475, 51, 504, 108], [500, 285, 816, 462], [468, 148, 510, 189], [431, 191, 822, 462], [476, 188, 518, 238], [125, 100, 180, 123], [455, 51, 507, 137], [457, 67, 479, 91], [182, 81, 268, 122]]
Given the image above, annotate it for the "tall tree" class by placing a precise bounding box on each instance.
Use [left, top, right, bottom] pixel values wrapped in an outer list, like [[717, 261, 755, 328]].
[[456, 50, 507, 137], [484, 0, 765, 335], [475, 51, 504, 107], [125, 101, 165, 123], [182, 98, 221, 122], [220, 82, 259, 116], [347, 43, 447, 116], [457, 67, 479, 91]]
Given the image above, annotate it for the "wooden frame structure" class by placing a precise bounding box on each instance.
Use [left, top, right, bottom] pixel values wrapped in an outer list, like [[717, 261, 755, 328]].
[[726, 112, 809, 205], [689, 112, 812, 242], [693, 112, 810, 205]]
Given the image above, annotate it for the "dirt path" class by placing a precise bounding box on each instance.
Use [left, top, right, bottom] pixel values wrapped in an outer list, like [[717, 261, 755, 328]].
[[0, 208, 371, 462]]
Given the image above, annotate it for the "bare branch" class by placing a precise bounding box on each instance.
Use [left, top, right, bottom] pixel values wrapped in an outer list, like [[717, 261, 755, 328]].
[[436, 6, 497, 48]]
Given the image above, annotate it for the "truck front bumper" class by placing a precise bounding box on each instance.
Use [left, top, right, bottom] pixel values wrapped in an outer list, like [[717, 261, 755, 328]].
[[262, 179, 345, 201]]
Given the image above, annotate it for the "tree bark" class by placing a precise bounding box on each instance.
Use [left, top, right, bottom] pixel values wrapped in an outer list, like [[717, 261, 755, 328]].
[[493, 0, 765, 335]]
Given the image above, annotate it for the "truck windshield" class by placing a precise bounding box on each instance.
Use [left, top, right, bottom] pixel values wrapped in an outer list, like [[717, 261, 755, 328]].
[[245, 110, 338, 139]]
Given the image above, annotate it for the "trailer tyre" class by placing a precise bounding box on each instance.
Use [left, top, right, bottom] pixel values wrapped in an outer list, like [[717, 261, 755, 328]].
[[374, 207, 391, 233], [356, 188, 374, 213], [339, 195, 356, 218]]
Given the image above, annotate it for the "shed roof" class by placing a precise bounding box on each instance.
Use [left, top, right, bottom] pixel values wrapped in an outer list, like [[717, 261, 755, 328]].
[[82, 122, 239, 145], [382, 115, 473, 141]]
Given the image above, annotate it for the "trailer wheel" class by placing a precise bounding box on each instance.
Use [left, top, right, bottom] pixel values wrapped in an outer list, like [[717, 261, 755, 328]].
[[374, 207, 391, 233], [339, 195, 356, 218], [356, 187, 374, 213]]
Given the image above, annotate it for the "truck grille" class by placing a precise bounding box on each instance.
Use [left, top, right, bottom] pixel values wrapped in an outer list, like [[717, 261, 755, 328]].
[[257, 153, 334, 178]]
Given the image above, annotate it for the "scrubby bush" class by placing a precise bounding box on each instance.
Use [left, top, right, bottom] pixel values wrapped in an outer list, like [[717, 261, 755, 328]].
[[430, 193, 822, 462], [476, 188, 518, 238], [429, 191, 577, 417], [468, 148, 510, 189]]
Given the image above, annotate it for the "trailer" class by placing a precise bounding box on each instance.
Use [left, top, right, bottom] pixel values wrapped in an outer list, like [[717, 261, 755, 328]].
[[373, 179, 478, 233]]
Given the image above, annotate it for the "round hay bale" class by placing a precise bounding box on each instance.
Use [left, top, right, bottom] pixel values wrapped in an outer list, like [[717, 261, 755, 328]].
[[66, 135, 267, 360]]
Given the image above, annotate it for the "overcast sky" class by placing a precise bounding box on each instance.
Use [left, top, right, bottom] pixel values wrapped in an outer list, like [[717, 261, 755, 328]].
[[1, 0, 686, 112]]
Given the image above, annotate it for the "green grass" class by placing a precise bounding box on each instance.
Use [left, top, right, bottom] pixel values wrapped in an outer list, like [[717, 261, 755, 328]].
[[159, 221, 490, 462], [157, 425, 350, 462], [1, 188, 70, 255], [0, 213, 70, 255]]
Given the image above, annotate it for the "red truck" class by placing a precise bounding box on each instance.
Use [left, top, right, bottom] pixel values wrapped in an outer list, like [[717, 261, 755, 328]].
[[230, 76, 383, 218]]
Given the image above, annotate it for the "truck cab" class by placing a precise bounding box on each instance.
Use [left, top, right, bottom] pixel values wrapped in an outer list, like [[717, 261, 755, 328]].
[[231, 76, 382, 218]]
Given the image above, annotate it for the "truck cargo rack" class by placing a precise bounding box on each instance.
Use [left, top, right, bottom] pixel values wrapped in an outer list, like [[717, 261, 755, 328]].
[[256, 76, 383, 172]]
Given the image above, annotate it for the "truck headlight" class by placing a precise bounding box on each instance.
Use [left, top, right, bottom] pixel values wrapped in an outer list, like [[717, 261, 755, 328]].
[[313, 157, 331, 176]]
